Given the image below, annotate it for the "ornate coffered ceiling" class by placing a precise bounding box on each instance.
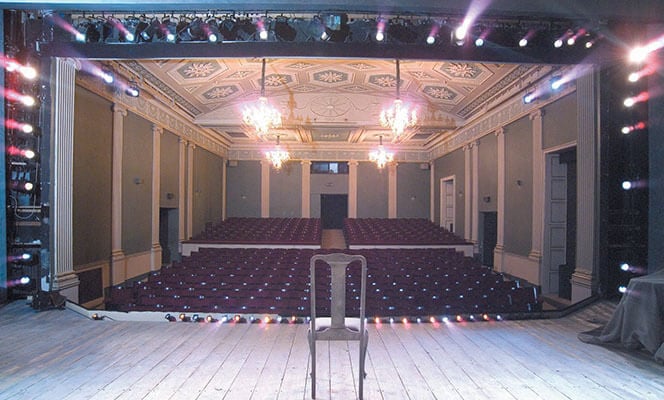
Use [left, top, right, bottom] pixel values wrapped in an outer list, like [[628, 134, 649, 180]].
[[112, 57, 552, 151]]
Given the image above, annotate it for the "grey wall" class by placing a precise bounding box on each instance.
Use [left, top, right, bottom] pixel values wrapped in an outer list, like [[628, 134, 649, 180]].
[[543, 93, 578, 150], [226, 160, 261, 217], [310, 172, 348, 218], [478, 133, 498, 213], [397, 163, 430, 218], [433, 147, 466, 237], [160, 130, 179, 208], [121, 112, 153, 255], [192, 147, 223, 236], [73, 87, 112, 267], [504, 116, 533, 256], [357, 162, 389, 218], [270, 162, 302, 217]]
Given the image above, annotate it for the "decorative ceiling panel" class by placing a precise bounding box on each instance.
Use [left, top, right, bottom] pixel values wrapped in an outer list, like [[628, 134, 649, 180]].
[[114, 57, 540, 148]]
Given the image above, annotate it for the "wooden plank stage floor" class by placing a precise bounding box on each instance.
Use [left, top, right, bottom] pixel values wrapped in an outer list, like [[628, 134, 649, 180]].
[[1, 299, 663, 400]]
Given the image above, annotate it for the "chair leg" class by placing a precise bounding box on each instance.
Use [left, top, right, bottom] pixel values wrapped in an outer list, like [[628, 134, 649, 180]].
[[309, 332, 316, 399], [359, 330, 368, 400]]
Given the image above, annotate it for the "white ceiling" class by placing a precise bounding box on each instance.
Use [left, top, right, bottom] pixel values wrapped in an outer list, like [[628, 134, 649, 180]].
[[112, 57, 553, 151]]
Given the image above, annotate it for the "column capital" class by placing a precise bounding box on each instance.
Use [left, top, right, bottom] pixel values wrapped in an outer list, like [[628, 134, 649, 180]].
[[300, 159, 312, 166], [152, 124, 164, 135], [112, 104, 127, 116], [348, 160, 359, 166], [494, 127, 505, 137], [529, 109, 544, 120], [179, 138, 188, 145]]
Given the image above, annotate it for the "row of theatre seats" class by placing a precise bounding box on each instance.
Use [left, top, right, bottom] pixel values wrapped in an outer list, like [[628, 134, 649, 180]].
[[190, 217, 321, 245], [343, 218, 469, 245], [107, 247, 541, 317]]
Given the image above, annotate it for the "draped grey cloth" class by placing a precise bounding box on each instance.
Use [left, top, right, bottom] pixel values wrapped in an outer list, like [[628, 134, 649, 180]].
[[578, 269, 664, 363]]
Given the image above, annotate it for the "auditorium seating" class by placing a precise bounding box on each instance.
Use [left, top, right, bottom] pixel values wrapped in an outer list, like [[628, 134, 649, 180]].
[[343, 218, 470, 246], [187, 217, 322, 245], [106, 247, 541, 317]]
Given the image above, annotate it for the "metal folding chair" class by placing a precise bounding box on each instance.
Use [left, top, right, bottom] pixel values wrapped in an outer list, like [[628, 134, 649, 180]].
[[308, 253, 368, 399]]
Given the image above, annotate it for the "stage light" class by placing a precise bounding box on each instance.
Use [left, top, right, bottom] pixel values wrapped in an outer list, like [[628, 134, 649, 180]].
[[523, 92, 536, 104], [453, 25, 467, 46], [389, 317, 394, 324], [482, 313, 490, 321], [469, 314, 476, 321], [628, 72, 639, 83], [205, 315, 216, 323], [550, 77, 564, 91], [475, 37, 484, 47], [629, 46, 648, 64], [618, 285, 627, 294], [7, 145, 36, 160], [91, 313, 104, 320], [100, 68, 114, 84], [274, 16, 296, 41], [402, 317, 409, 324], [622, 181, 633, 190], [519, 38, 528, 47], [192, 314, 203, 322], [442, 316, 450, 323], [125, 82, 140, 98], [234, 314, 242, 322], [567, 36, 576, 46], [620, 263, 630, 272], [165, 313, 176, 322], [19, 276, 31, 285], [624, 97, 636, 108], [554, 38, 563, 48], [455, 315, 463, 322], [9, 180, 34, 193], [179, 313, 190, 322], [496, 315, 503, 321], [375, 18, 386, 42]]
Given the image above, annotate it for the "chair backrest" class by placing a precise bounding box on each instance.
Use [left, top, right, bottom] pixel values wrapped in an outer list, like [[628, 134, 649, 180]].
[[310, 253, 367, 330]]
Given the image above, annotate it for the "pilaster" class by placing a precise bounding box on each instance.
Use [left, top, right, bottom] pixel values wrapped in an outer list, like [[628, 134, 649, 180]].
[[110, 103, 127, 285], [301, 160, 311, 218], [529, 109, 545, 264], [186, 143, 195, 239], [471, 140, 480, 253], [388, 162, 398, 218], [178, 138, 186, 251], [50, 57, 80, 300], [260, 159, 270, 218], [572, 67, 599, 302], [348, 160, 358, 218], [463, 143, 472, 242], [150, 125, 163, 271], [493, 127, 506, 272]]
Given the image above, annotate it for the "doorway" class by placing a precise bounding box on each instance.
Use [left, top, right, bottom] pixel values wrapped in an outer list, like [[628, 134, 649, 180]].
[[440, 176, 456, 232], [542, 148, 577, 298], [159, 208, 180, 265], [320, 194, 348, 229]]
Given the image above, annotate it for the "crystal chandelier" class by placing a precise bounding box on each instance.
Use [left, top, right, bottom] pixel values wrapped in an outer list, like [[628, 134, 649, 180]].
[[265, 134, 290, 169], [243, 58, 281, 137], [369, 135, 394, 169], [379, 59, 417, 139]]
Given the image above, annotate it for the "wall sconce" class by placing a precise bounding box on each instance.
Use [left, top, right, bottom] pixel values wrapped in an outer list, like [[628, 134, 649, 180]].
[[516, 179, 523, 187], [166, 192, 175, 200], [483, 196, 491, 203], [133, 177, 144, 185]]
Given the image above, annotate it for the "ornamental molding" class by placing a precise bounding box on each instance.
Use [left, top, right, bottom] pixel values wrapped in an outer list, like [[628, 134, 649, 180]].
[[75, 66, 228, 158]]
